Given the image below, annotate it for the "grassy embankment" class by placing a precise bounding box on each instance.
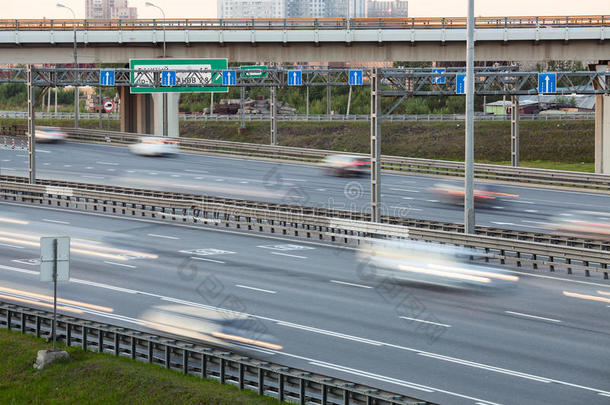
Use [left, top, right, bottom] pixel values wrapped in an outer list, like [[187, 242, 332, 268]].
[[1, 118, 595, 172], [0, 329, 282, 405]]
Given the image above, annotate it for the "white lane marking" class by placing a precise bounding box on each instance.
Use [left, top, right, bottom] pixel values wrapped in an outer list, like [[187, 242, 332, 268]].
[[63, 164, 72, 168], [194, 177, 204, 180], [96, 161, 118, 166], [104, 261, 136, 269], [402, 197, 414, 200], [36, 149, 50, 154], [418, 352, 551, 383], [126, 170, 136, 173], [270, 252, 307, 259], [215, 178, 224, 182], [400, 316, 451, 328], [426, 199, 440, 203], [81, 175, 105, 179], [492, 206, 504, 209], [390, 206, 422, 212], [43, 163, 50, 166], [170, 174, 180, 178], [85, 166, 94, 169], [330, 280, 372, 289], [505, 311, 561, 323], [284, 178, 307, 182], [147, 233, 179, 240], [2, 263, 608, 399], [521, 220, 548, 225], [513, 200, 535, 205], [524, 210, 539, 213], [185, 169, 208, 174], [0, 242, 24, 249], [106, 168, 116, 172], [189, 256, 226, 264], [235, 284, 277, 294], [42, 219, 70, 225], [391, 188, 419, 193], [491, 222, 515, 226], [308, 361, 434, 393], [239, 181, 248, 184], [316, 188, 326, 191], [599, 393, 610, 397], [149, 172, 158, 175]]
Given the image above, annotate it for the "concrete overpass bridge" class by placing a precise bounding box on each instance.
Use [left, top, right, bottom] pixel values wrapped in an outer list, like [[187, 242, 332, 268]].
[[0, 16, 609, 63]]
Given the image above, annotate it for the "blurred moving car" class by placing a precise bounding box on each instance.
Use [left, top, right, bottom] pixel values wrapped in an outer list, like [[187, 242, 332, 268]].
[[357, 239, 518, 289], [546, 210, 610, 239], [35, 127, 69, 143], [140, 304, 282, 352], [322, 154, 370, 177], [428, 182, 519, 207], [129, 137, 179, 156]]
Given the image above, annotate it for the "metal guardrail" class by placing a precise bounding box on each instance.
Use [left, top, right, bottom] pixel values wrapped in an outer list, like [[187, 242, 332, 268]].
[[0, 111, 595, 122], [0, 302, 430, 405], [1, 178, 609, 278], [58, 128, 610, 191], [0, 16, 608, 31]]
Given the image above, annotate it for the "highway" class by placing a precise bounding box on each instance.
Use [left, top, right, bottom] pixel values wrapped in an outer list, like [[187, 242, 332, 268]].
[[1, 202, 609, 405], [2, 142, 610, 234]]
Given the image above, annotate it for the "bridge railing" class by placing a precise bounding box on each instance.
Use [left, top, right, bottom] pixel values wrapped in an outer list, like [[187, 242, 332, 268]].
[[0, 16, 607, 31]]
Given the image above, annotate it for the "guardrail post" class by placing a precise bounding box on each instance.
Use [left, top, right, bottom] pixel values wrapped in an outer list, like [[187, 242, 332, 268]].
[[20, 312, 25, 333], [36, 315, 41, 337], [511, 96, 520, 167], [7, 310, 11, 330], [183, 349, 188, 375], [343, 389, 350, 405], [270, 87, 277, 145], [322, 384, 327, 404], [201, 354, 207, 378], [82, 326, 88, 351], [370, 68, 381, 222], [98, 328, 104, 353], [603, 263, 608, 279], [299, 378, 306, 405], [278, 374, 284, 401], [165, 344, 171, 368], [66, 323, 71, 346], [549, 256, 554, 272], [258, 368, 264, 395], [130, 336, 136, 359], [220, 358, 226, 383], [114, 332, 120, 356], [239, 363, 244, 389], [566, 258, 572, 274]]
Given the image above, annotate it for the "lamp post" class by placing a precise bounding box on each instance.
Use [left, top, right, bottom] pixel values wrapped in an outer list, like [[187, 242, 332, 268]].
[[56, 3, 78, 128], [146, 1, 168, 137], [464, 0, 475, 233]]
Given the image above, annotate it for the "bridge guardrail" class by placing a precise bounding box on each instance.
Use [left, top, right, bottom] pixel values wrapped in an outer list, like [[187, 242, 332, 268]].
[[0, 111, 595, 122], [0, 302, 431, 405], [1, 179, 609, 278], [59, 128, 610, 191]]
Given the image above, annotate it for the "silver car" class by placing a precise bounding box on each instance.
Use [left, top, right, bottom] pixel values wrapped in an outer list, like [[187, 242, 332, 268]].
[[322, 154, 370, 177]]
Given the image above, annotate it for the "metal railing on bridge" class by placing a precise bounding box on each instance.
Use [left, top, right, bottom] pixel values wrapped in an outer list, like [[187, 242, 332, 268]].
[[0, 15, 607, 31]]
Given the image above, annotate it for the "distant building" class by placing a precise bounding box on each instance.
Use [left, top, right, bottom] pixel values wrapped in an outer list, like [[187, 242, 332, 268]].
[[366, 0, 408, 18], [285, 0, 326, 18], [218, 0, 285, 18], [325, 0, 366, 18], [85, 0, 137, 19]]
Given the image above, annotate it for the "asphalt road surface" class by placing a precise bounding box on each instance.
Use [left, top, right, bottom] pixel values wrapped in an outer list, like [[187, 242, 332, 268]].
[[1, 202, 609, 405], [2, 142, 610, 234]]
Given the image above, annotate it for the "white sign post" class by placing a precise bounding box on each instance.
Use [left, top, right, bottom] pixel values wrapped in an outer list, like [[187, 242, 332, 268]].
[[40, 236, 70, 351]]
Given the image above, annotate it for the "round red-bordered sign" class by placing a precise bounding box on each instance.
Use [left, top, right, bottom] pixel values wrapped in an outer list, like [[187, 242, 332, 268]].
[[103, 100, 114, 112]]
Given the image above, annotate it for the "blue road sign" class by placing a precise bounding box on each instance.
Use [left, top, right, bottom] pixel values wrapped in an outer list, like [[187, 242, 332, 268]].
[[100, 69, 115, 86], [432, 68, 446, 84], [349, 69, 363, 86], [222, 70, 237, 86], [161, 70, 176, 86], [538, 73, 557, 93], [287, 70, 302, 86], [456, 74, 466, 94]]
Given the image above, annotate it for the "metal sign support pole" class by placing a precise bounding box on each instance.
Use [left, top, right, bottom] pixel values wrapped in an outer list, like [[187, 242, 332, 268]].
[[27, 65, 36, 184], [52, 238, 58, 351], [370, 69, 381, 223], [98, 85, 103, 129], [306, 86, 309, 118], [326, 85, 331, 115], [240, 86, 246, 130], [511, 95, 520, 167], [346, 85, 352, 117], [464, 0, 475, 234], [270, 87, 277, 145]]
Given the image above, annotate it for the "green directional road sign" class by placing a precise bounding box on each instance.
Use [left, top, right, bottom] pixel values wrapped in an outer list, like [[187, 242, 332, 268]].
[[130, 58, 228, 93], [239, 65, 268, 79]]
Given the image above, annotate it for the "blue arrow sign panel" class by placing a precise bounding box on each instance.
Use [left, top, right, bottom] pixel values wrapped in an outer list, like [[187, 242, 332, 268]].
[[100, 69, 115, 86], [222, 70, 237, 86], [538, 73, 557, 93], [287, 70, 302, 86], [349, 69, 363, 86], [456, 74, 466, 94], [432, 68, 446, 84], [161, 71, 176, 86]]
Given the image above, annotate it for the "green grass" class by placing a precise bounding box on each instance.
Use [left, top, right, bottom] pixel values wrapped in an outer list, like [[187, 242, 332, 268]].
[[0, 329, 282, 405], [476, 160, 595, 172]]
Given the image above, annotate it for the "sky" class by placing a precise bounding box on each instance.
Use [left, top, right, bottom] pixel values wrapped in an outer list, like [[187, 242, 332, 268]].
[[3, 0, 608, 19]]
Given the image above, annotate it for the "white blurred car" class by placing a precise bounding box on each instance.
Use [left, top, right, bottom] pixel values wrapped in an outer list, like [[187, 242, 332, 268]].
[[546, 211, 610, 239], [129, 137, 179, 156], [357, 239, 518, 289], [35, 127, 68, 143], [322, 154, 370, 177]]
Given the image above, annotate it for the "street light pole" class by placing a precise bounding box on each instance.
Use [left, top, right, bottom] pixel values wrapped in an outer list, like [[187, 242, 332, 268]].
[[146, 2, 168, 137], [464, 0, 475, 234], [57, 3, 78, 128]]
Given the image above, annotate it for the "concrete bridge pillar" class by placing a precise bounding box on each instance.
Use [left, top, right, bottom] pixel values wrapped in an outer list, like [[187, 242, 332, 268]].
[[152, 93, 181, 138], [119, 87, 154, 134], [592, 62, 610, 174]]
